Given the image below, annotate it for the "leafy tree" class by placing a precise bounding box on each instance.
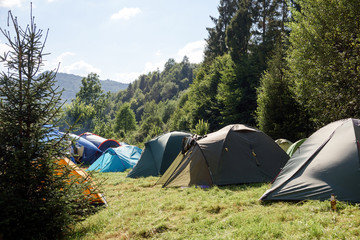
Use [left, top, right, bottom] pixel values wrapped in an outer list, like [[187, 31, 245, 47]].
[[114, 103, 137, 134], [138, 115, 164, 142], [187, 58, 223, 131], [161, 81, 178, 100], [288, 0, 360, 127], [76, 72, 103, 106], [168, 91, 192, 131], [61, 73, 111, 134], [0, 9, 95, 239], [62, 97, 96, 133]]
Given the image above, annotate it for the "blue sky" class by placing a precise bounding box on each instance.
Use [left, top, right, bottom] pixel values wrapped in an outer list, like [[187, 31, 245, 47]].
[[0, 0, 219, 83]]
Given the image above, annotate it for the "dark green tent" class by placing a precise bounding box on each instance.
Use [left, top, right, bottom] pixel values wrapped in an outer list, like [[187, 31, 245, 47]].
[[157, 124, 289, 187], [260, 118, 360, 203], [127, 131, 191, 178]]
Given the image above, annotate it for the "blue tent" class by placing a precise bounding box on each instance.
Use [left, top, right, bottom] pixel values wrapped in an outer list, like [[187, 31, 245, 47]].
[[70, 134, 103, 165], [79, 132, 120, 152], [87, 145, 142, 172]]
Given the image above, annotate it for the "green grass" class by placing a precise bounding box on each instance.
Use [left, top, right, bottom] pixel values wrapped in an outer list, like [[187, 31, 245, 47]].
[[68, 171, 360, 240]]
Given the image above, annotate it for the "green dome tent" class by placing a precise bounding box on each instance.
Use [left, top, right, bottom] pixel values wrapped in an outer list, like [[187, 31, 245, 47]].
[[157, 124, 289, 188], [286, 138, 307, 157], [127, 131, 191, 178], [260, 118, 360, 203]]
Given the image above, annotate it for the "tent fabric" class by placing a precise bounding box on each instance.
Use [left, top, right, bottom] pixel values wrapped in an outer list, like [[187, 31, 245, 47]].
[[286, 138, 307, 157], [79, 132, 120, 152], [69, 133, 103, 165], [260, 118, 360, 203], [127, 131, 191, 178], [57, 158, 107, 206], [87, 145, 142, 172], [157, 124, 289, 187], [275, 139, 293, 152]]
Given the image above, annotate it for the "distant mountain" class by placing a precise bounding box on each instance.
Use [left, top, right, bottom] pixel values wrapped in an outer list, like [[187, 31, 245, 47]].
[[54, 72, 128, 103]]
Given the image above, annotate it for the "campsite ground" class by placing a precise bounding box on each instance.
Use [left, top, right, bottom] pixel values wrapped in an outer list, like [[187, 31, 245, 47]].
[[68, 171, 360, 239]]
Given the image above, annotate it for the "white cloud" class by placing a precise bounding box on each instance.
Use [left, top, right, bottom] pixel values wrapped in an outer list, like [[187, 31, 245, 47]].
[[113, 72, 140, 84], [0, 40, 11, 55], [112, 60, 165, 83], [55, 52, 75, 63], [60, 60, 101, 76], [144, 60, 165, 73], [155, 50, 161, 57], [0, 0, 23, 8], [111, 7, 141, 20], [42, 51, 75, 72], [177, 40, 205, 63]]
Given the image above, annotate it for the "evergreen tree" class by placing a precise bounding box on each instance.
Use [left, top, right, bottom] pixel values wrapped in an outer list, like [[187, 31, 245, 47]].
[[256, 42, 310, 141], [225, 1, 251, 62], [204, 0, 239, 64], [0, 9, 95, 239]]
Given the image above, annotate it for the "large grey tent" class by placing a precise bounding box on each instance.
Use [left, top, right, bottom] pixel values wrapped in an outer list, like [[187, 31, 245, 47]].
[[157, 124, 289, 187], [260, 118, 360, 203], [127, 131, 191, 178]]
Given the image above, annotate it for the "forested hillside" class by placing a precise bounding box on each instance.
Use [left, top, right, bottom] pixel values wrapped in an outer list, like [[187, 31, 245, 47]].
[[55, 72, 128, 102], [60, 0, 360, 145]]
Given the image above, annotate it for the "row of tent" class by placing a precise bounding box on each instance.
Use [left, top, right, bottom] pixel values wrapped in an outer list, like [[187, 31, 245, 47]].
[[70, 118, 360, 204], [134, 118, 360, 204]]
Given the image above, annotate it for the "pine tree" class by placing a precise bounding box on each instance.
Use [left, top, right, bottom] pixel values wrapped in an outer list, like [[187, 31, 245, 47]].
[[256, 42, 311, 141], [0, 8, 96, 239], [204, 0, 239, 64]]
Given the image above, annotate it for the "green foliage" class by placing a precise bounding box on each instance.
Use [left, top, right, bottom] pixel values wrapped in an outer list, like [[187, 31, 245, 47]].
[[185, 57, 224, 131], [107, 58, 198, 143], [61, 73, 112, 134], [204, 0, 239, 64], [216, 54, 244, 125], [76, 73, 103, 106], [0, 9, 96, 239], [192, 119, 210, 136], [225, 1, 251, 62], [180, 0, 291, 133], [114, 103, 137, 134], [288, 0, 360, 127], [256, 42, 311, 141], [62, 97, 96, 132]]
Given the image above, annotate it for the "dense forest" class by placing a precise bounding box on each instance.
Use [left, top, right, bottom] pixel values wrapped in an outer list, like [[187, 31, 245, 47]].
[[60, 0, 360, 145]]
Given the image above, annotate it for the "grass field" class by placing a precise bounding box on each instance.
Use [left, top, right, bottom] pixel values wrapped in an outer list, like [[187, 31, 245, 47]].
[[68, 171, 360, 240]]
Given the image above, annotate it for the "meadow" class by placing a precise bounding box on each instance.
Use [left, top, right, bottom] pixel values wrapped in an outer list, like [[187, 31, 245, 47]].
[[69, 171, 360, 240]]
